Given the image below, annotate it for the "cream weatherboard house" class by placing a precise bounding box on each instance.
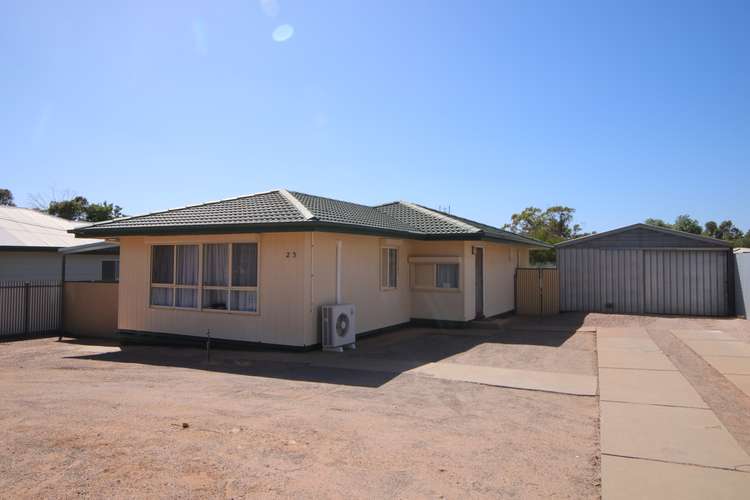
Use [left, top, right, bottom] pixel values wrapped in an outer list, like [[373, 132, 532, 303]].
[[72, 190, 548, 348]]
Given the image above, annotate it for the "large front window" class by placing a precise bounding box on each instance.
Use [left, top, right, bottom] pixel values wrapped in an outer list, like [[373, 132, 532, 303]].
[[150, 242, 258, 313]]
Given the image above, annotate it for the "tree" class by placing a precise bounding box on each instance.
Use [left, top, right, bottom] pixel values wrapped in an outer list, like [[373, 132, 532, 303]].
[[504, 206, 587, 264], [704, 221, 718, 238], [0, 188, 15, 206], [645, 218, 671, 229], [672, 215, 702, 235], [715, 220, 743, 241], [44, 195, 123, 222], [85, 201, 123, 222]]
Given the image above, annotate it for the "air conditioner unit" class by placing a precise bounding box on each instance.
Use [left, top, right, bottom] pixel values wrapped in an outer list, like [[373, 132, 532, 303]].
[[321, 304, 356, 351]]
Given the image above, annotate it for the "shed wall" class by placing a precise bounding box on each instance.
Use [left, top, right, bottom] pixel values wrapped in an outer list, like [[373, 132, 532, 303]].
[[736, 251, 750, 318]]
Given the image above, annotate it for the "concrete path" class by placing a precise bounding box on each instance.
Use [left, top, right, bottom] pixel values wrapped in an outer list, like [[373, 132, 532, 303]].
[[597, 326, 750, 499], [410, 362, 598, 396]]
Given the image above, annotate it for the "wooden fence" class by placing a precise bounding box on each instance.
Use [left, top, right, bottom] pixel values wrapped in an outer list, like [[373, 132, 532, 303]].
[[63, 282, 119, 338], [515, 268, 560, 315]]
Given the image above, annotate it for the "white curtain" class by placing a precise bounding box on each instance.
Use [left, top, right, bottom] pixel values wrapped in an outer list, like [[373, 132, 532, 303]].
[[176, 245, 198, 285], [436, 263, 459, 288], [231, 290, 257, 312], [231, 243, 258, 286], [150, 287, 173, 306], [202, 289, 228, 310], [203, 244, 228, 286]]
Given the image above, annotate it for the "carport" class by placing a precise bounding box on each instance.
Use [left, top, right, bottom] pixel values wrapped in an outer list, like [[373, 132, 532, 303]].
[[557, 224, 734, 316]]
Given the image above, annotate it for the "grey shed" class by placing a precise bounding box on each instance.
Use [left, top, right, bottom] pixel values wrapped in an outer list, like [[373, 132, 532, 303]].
[[556, 223, 734, 316]]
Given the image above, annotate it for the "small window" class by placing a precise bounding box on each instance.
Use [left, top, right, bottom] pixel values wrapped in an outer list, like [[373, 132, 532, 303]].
[[381, 247, 398, 289], [101, 260, 119, 282], [410, 260, 461, 290]]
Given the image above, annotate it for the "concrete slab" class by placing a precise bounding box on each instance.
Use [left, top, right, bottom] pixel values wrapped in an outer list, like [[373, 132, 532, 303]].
[[599, 368, 708, 408], [684, 340, 750, 358], [703, 356, 750, 375], [672, 329, 738, 341], [410, 362, 598, 396], [602, 455, 750, 500], [725, 374, 750, 398], [600, 401, 750, 468], [597, 349, 677, 371], [597, 337, 661, 352], [597, 327, 650, 338]]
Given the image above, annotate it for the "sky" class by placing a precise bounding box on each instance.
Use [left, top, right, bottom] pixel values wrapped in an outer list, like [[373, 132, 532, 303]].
[[1, 0, 748, 233]]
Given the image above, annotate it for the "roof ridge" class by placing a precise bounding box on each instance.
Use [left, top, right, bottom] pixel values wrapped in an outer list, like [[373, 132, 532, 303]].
[[279, 189, 317, 221], [400, 201, 481, 233]]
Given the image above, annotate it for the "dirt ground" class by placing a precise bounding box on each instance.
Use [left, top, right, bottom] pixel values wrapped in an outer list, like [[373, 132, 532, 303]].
[[0, 322, 600, 499]]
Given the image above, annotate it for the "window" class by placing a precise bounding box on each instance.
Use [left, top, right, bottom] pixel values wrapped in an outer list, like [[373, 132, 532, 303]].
[[101, 260, 119, 282], [150, 245, 199, 308], [410, 258, 461, 290], [150, 242, 259, 313], [380, 247, 398, 289], [436, 263, 459, 289]]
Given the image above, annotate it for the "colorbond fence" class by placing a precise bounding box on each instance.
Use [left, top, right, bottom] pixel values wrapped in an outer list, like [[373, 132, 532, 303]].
[[515, 268, 560, 316], [0, 280, 63, 338]]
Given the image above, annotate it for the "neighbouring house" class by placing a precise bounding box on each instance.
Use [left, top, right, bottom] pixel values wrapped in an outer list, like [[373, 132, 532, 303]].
[[0, 206, 119, 282], [71, 190, 549, 348]]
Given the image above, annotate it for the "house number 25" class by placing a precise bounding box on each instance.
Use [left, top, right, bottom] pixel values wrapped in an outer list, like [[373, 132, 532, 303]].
[[286, 251, 297, 258]]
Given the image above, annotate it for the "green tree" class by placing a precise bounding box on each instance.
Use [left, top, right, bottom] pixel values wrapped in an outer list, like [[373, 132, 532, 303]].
[[504, 206, 587, 264], [45, 196, 123, 222], [85, 201, 123, 222], [704, 220, 718, 238], [0, 188, 15, 206], [672, 214, 702, 235], [645, 218, 672, 228]]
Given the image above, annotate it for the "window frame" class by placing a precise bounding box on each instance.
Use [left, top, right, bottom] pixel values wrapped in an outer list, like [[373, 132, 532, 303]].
[[148, 240, 261, 315], [408, 256, 462, 292], [380, 246, 399, 291]]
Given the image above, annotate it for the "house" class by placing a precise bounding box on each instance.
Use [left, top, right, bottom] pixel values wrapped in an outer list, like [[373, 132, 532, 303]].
[[71, 190, 549, 348], [557, 223, 735, 316], [0, 206, 119, 282]]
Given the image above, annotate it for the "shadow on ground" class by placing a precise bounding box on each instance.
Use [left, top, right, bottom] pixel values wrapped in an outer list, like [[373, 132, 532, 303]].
[[63, 313, 588, 388]]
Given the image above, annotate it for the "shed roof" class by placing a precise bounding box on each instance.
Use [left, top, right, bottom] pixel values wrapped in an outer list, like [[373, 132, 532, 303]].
[[71, 189, 549, 247], [0, 206, 103, 250], [556, 223, 733, 249]]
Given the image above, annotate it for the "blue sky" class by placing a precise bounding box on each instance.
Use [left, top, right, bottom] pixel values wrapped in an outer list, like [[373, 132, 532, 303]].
[[1, 0, 748, 232]]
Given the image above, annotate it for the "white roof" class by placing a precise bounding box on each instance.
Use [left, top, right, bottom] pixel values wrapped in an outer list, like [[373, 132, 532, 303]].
[[0, 206, 103, 248], [735, 248, 750, 254]]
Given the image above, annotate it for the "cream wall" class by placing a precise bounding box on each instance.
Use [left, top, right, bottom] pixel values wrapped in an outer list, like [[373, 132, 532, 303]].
[[303, 232, 412, 345], [410, 240, 467, 321], [118, 233, 309, 347], [117, 231, 533, 347]]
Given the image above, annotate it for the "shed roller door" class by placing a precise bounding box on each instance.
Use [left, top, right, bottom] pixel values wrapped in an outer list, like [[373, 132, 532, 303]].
[[644, 250, 728, 316]]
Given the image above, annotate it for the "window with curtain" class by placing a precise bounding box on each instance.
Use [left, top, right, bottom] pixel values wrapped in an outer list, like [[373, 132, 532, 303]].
[[436, 263, 459, 289], [380, 247, 398, 289], [202, 243, 229, 310], [411, 260, 460, 290], [150, 244, 200, 308], [150, 242, 259, 313], [230, 243, 258, 312]]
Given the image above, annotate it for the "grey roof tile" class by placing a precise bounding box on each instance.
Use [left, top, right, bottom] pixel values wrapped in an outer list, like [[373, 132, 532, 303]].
[[72, 189, 549, 247]]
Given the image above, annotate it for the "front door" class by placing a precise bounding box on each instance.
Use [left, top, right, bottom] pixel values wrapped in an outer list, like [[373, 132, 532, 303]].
[[475, 247, 484, 319]]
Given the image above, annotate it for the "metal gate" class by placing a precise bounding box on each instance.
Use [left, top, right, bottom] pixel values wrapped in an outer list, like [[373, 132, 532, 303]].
[[516, 268, 559, 315], [0, 281, 63, 338]]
